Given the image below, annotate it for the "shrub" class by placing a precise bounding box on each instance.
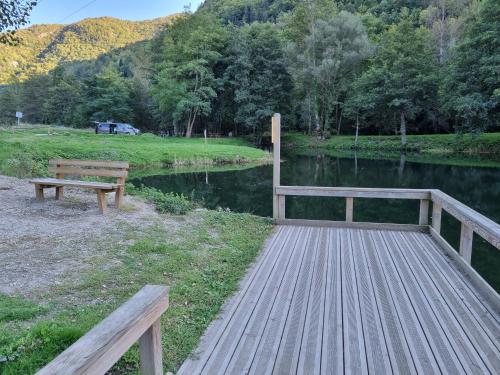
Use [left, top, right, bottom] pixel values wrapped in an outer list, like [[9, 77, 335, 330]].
[[126, 184, 193, 215]]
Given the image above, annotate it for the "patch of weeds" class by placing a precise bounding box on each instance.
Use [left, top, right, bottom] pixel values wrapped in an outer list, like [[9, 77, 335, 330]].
[[0, 321, 83, 374], [0, 295, 45, 322], [127, 184, 193, 215], [0, 152, 47, 178]]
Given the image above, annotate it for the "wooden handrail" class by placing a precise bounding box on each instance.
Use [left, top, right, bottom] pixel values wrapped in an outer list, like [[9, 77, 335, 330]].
[[430, 189, 500, 251], [276, 186, 431, 199], [36, 285, 169, 375], [273, 184, 500, 265]]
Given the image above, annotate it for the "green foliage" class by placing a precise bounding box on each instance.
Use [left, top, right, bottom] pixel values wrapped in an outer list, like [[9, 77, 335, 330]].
[[225, 22, 292, 134], [0, 295, 44, 322], [1, 0, 498, 138], [85, 65, 132, 122], [152, 13, 228, 137], [442, 0, 500, 132], [0, 210, 272, 373], [127, 184, 194, 215], [0, 127, 269, 177]]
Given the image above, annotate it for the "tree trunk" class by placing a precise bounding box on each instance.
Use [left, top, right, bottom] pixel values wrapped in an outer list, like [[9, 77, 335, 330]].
[[337, 107, 343, 135], [355, 112, 359, 148], [400, 111, 407, 147]]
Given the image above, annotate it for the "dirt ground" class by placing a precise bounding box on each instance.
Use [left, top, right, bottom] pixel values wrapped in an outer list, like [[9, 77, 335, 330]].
[[0, 175, 173, 300]]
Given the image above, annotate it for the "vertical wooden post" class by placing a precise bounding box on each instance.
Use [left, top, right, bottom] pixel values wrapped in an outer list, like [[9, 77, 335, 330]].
[[35, 185, 44, 202], [96, 190, 107, 215], [55, 163, 64, 200], [278, 195, 285, 219], [139, 319, 163, 375], [115, 177, 125, 208], [272, 113, 281, 221], [459, 223, 473, 264], [432, 202, 442, 234], [419, 199, 429, 225], [346, 197, 353, 223]]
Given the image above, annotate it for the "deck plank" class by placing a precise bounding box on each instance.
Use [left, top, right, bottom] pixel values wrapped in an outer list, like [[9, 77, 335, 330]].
[[388, 231, 491, 374], [224, 227, 307, 374], [341, 229, 368, 375], [247, 228, 312, 375], [178, 226, 500, 375], [350, 229, 393, 374], [379, 231, 466, 374], [272, 227, 322, 374]]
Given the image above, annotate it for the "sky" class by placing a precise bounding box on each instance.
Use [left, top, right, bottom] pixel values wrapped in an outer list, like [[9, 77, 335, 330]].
[[28, 0, 205, 26]]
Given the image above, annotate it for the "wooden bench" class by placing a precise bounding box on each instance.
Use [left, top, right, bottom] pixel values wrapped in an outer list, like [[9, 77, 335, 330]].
[[29, 159, 129, 214]]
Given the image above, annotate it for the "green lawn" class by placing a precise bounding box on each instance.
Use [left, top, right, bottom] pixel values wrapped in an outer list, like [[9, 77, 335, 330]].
[[284, 132, 500, 154], [0, 210, 273, 374], [0, 126, 270, 177]]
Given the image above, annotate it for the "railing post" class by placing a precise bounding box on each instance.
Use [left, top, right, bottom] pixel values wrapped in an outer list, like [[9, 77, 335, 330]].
[[459, 223, 473, 264], [419, 199, 430, 225], [432, 202, 442, 233], [346, 197, 353, 223], [139, 318, 163, 375], [272, 113, 281, 220]]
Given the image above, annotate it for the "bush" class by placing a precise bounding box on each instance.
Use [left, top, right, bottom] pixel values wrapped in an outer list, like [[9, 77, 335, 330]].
[[126, 184, 193, 215]]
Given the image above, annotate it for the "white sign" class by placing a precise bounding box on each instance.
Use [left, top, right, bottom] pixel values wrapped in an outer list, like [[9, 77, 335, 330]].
[[15, 112, 23, 118]]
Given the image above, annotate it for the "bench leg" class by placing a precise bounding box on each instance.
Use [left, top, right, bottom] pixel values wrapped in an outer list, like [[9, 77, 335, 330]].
[[115, 187, 124, 208], [55, 186, 64, 200], [35, 185, 44, 202], [96, 190, 107, 214]]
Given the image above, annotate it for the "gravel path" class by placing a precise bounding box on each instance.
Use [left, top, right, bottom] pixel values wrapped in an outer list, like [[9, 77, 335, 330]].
[[0, 175, 164, 299]]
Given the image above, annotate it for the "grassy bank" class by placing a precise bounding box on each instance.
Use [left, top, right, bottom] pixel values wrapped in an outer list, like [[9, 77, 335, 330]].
[[0, 207, 273, 374], [284, 132, 500, 155], [0, 126, 270, 177]]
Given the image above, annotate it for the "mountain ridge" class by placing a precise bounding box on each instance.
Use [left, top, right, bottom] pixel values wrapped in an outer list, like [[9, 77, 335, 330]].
[[0, 15, 178, 83]]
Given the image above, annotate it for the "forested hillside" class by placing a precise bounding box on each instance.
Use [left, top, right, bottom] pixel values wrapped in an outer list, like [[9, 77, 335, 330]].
[[0, 0, 498, 145], [0, 16, 175, 83]]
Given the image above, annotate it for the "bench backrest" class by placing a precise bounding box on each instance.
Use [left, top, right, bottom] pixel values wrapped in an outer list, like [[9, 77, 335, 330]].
[[49, 159, 129, 184]]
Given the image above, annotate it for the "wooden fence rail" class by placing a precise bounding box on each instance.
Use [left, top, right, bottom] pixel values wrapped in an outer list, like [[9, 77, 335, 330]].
[[270, 113, 500, 269], [36, 285, 169, 375]]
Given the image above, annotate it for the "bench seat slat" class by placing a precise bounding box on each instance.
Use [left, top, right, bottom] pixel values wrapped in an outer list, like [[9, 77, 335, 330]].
[[47, 167, 128, 178], [49, 159, 129, 169], [30, 178, 121, 190]]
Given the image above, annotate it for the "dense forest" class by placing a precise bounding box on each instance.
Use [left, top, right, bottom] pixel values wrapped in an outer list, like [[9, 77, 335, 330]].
[[0, 0, 498, 145]]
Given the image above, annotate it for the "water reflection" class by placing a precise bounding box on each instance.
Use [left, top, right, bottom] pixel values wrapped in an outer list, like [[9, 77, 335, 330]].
[[131, 153, 500, 290]]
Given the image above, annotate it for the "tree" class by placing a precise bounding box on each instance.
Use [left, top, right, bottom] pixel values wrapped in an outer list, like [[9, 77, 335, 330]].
[[287, 11, 373, 135], [85, 65, 132, 122], [0, 0, 37, 45], [442, 0, 499, 133], [356, 18, 439, 146], [43, 67, 84, 126], [152, 13, 228, 137], [224, 22, 292, 135]]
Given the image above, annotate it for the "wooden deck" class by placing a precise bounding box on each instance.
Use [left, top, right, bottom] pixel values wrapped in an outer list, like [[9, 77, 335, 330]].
[[178, 225, 500, 375]]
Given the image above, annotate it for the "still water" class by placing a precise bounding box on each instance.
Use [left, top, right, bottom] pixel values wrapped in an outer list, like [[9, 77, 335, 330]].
[[131, 153, 500, 290]]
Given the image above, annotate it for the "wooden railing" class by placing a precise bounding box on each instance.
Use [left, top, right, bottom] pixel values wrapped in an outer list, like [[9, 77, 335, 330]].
[[270, 113, 500, 268], [36, 285, 169, 375]]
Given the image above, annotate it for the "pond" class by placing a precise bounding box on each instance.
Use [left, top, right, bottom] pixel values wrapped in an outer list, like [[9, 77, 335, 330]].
[[131, 153, 500, 291]]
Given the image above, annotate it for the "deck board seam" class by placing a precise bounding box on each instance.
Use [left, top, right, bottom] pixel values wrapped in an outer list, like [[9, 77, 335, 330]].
[[271, 227, 322, 374], [380, 231, 467, 374], [390, 231, 492, 374], [408, 233, 500, 365], [202, 226, 302, 373], [222, 225, 306, 374], [179, 226, 288, 374], [353, 229, 395, 374], [420, 233, 500, 325], [247, 227, 313, 375], [348, 229, 371, 375], [368, 230, 443, 374]]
